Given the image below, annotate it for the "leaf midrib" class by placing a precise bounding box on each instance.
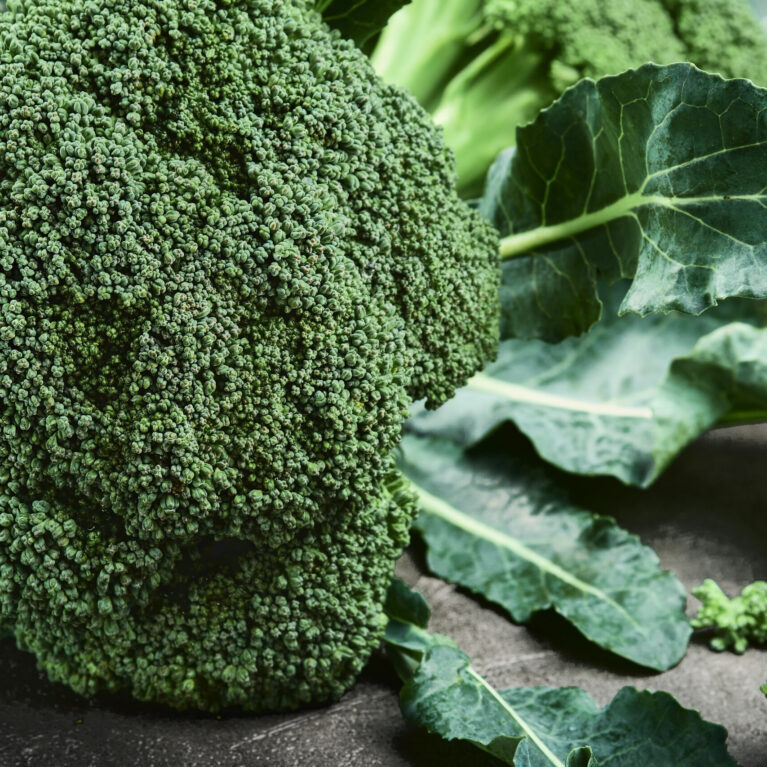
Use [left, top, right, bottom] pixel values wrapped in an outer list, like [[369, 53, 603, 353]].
[[409, 481, 644, 634], [468, 372, 654, 419], [466, 666, 567, 767], [499, 192, 767, 260]]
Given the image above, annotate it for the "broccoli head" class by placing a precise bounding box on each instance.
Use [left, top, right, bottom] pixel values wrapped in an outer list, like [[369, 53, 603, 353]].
[[0, 0, 500, 711], [372, 0, 767, 194]]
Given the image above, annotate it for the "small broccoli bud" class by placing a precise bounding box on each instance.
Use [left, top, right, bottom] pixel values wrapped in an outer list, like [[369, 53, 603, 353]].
[[692, 579, 767, 654]]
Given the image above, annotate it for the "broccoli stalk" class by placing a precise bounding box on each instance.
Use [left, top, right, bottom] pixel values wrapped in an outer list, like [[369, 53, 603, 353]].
[[372, 0, 767, 196], [430, 33, 555, 197], [370, 0, 484, 110]]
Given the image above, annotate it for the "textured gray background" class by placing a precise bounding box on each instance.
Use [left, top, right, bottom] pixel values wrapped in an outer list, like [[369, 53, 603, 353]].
[[2, 423, 766, 767]]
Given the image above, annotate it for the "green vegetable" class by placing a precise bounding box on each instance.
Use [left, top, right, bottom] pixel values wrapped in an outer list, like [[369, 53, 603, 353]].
[[385, 580, 737, 767], [692, 579, 767, 653], [397, 433, 691, 670], [0, 0, 499, 712], [409, 286, 767, 485], [369, 0, 483, 109], [3, 0, 767, 744], [372, 0, 767, 194]]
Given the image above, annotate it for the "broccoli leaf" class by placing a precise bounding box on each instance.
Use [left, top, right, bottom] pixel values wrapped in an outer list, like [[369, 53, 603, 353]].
[[385, 582, 735, 767], [408, 286, 767, 486], [384, 578, 459, 682], [484, 63, 767, 342], [385, 576, 432, 632], [316, 0, 411, 53], [397, 434, 691, 670]]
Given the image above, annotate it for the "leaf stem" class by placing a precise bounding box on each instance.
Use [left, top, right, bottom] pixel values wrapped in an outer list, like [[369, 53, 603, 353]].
[[408, 479, 642, 627], [465, 668, 567, 767], [498, 192, 646, 260]]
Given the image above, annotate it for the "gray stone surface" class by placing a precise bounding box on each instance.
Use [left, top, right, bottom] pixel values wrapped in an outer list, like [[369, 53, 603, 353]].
[[2, 424, 767, 766]]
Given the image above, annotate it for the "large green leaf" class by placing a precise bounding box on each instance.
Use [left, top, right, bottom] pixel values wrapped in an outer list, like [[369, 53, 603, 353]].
[[397, 434, 691, 670], [385, 583, 734, 767], [408, 287, 767, 485], [482, 63, 767, 342], [316, 0, 411, 53], [403, 647, 735, 767]]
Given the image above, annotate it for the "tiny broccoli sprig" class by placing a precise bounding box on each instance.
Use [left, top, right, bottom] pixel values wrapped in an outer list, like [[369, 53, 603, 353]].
[[692, 579, 767, 653]]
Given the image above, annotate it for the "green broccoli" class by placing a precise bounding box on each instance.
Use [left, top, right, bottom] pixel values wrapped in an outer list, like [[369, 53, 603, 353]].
[[692, 579, 767, 653], [0, 0, 499, 712], [371, 0, 767, 194]]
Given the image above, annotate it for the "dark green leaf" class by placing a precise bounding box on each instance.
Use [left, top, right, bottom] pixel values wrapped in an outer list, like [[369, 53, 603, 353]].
[[400, 641, 735, 766], [385, 576, 431, 629], [384, 579, 457, 682], [316, 0, 411, 53], [482, 64, 767, 342], [409, 286, 767, 485], [566, 748, 598, 767], [397, 434, 690, 670], [585, 687, 735, 766], [385, 586, 733, 766]]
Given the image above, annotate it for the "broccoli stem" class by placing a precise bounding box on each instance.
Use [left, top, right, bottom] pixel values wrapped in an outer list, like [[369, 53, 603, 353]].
[[370, 0, 484, 110], [431, 36, 556, 196]]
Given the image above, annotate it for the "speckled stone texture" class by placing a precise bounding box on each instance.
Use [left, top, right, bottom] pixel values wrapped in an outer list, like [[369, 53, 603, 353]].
[[2, 423, 766, 767]]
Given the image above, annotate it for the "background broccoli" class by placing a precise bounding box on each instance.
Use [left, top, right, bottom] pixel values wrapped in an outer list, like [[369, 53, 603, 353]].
[[0, 0, 499, 711], [371, 0, 767, 194]]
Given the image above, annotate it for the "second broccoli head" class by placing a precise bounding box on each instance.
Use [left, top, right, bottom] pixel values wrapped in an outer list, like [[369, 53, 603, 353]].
[[0, 0, 500, 711], [372, 0, 767, 194]]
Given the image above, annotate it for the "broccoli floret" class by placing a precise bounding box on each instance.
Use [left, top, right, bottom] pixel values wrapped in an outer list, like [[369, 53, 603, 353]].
[[0, 0, 499, 711], [372, 0, 767, 194], [692, 579, 767, 653], [661, 0, 767, 83]]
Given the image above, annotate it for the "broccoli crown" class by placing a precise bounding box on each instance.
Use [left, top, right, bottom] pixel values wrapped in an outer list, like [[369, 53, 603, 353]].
[[692, 579, 767, 654], [484, 0, 686, 91], [0, 0, 499, 711]]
